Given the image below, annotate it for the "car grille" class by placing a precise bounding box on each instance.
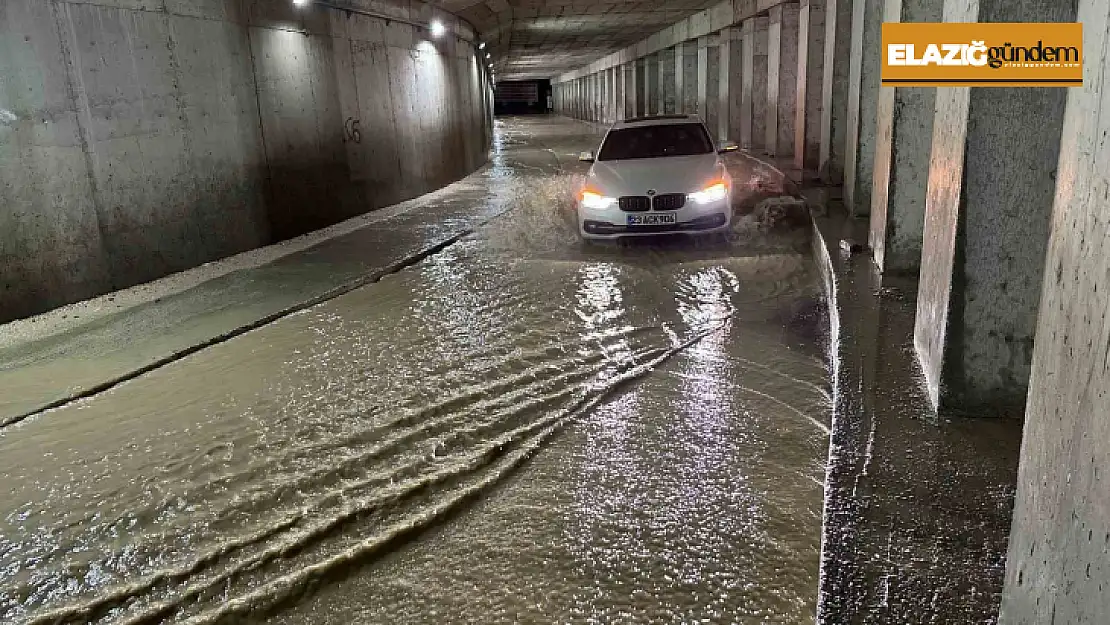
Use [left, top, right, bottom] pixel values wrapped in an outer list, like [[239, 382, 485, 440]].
[[618, 196, 651, 212], [652, 194, 687, 210]]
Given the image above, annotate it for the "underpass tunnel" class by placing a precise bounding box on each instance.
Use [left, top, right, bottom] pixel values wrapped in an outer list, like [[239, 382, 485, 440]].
[[2, 0, 1109, 623], [544, 1, 1109, 623]]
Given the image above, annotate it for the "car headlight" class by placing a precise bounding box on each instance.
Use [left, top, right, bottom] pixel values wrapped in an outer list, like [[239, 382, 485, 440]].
[[688, 181, 729, 205], [580, 188, 617, 210]]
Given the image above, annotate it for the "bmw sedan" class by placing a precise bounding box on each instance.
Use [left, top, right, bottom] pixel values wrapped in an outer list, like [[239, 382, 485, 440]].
[[576, 115, 739, 241]]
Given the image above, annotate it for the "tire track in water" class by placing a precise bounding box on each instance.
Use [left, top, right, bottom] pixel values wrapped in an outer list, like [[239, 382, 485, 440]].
[[8, 325, 696, 625], [39, 337, 641, 544], [176, 320, 729, 625], [14, 317, 727, 625]]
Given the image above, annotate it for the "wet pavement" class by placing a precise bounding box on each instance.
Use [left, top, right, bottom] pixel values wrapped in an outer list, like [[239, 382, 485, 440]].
[[0, 116, 832, 624], [810, 204, 1022, 624]]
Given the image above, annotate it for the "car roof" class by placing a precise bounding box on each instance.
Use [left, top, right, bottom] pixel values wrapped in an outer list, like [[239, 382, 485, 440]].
[[611, 114, 706, 130]]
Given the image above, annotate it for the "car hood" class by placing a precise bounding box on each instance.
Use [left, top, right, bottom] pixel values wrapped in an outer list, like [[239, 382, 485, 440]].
[[587, 154, 725, 197]]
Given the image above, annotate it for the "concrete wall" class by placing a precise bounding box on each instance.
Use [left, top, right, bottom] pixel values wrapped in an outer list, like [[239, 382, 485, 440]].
[[722, 28, 744, 144], [750, 17, 769, 153], [842, 0, 882, 215], [0, 0, 491, 323], [766, 3, 798, 157], [868, 0, 942, 276], [796, 0, 825, 171], [681, 40, 699, 115], [914, 0, 1072, 413], [659, 47, 677, 115], [1000, 1, 1110, 620], [820, 0, 851, 182]]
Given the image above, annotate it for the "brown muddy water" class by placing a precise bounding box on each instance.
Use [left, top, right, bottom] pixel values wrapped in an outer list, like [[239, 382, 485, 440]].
[[0, 117, 830, 624]]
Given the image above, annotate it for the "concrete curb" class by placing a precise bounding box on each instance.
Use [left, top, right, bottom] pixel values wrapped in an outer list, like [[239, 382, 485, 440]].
[[804, 201, 1021, 623], [807, 208, 853, 625]]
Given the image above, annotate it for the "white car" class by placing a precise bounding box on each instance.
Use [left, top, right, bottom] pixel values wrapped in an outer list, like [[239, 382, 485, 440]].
[[576, 114, 739, 241]]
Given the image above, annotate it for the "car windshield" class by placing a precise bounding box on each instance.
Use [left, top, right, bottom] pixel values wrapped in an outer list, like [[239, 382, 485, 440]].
[[597, 123, 715, 161]]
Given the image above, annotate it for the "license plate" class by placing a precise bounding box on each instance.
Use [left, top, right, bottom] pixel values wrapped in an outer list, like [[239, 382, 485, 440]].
[[628, 213, 677, 226]]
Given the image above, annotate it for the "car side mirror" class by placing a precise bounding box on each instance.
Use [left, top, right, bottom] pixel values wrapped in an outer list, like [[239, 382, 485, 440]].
[[578, 151, 595, 162], [717, 141, 740, 154]]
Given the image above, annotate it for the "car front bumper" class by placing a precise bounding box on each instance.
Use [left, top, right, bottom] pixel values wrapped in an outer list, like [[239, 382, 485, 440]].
[[577, 198, 732, 239]]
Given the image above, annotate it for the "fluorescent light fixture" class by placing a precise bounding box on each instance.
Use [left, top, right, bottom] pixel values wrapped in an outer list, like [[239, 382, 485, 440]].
[[293, 0, 310, 6], [479, 42, 486, 50], [430, 20, 445, 37]]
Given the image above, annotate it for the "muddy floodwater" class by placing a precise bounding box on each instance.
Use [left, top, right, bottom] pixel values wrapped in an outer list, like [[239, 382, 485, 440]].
[[0, 117, 830, 624]]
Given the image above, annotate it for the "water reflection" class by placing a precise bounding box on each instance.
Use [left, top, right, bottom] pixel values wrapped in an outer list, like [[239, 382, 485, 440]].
[[0, 116, 828, 625]]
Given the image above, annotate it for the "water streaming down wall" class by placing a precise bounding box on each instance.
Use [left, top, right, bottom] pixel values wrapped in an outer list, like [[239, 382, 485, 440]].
[[0, 0, 493, 324]]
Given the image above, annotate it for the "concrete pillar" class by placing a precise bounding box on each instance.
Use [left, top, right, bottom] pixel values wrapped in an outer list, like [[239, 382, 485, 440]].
[[680, 40, 699, 114], [600, 71, 608, 121], [600, 71, 607, 122], [572, 79, 581, 118], [913, 0, 1074, 415], [620, 64, 630, 119], [767, 3, 800, 158], [595, 72, 603, 121], [601, 71, 607, 121], [572, 78, 581, 119], [843, 0, 883, 215], [610, 67, 619, 123], [635, 57, 647, 117], [586, 74, 594, 121], [574, 80, 579, 119], [582, 76, 589, 120], [592, 72, 600, 121], [794, 0, 826, 171], [645, 54, 660, 116], [697, 36, 710, 121], [705, 38, 721, 141], [868, 0, 943, 276], [594, 72, 602, 122], [658, 47, 676, 114], [629, 62, 641, 118], [741, 17, 769, 152], [610, 67, 619, 122], [1000, 2, 1110, 621], [820, 0, 853, 182], [740, 21, 755, 149], [674, 44, 687, 113], [718, 28, 738, 142], [613, 67, 620, 122], [583, 76, 591, 121], [587, 75, 592, 120]]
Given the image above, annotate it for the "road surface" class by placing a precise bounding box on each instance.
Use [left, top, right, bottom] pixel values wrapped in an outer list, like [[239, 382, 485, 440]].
[[0, 116, 830, 625]]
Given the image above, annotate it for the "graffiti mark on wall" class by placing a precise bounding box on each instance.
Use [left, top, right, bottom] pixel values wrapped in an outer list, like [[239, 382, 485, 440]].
[[344, 117, 362, 144]]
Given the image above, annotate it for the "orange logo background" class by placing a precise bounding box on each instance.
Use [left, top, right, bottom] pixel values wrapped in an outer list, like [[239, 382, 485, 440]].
[[881, 23, 1083, 87]]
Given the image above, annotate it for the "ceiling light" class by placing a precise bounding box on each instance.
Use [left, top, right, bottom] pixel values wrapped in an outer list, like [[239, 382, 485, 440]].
[[430, 20, 445, 37], [292, 0, 310, 6], [479, 42, 486, 50]]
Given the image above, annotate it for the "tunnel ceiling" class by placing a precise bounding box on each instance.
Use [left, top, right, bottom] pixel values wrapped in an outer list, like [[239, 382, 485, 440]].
[[435, 0, 721, 81]]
